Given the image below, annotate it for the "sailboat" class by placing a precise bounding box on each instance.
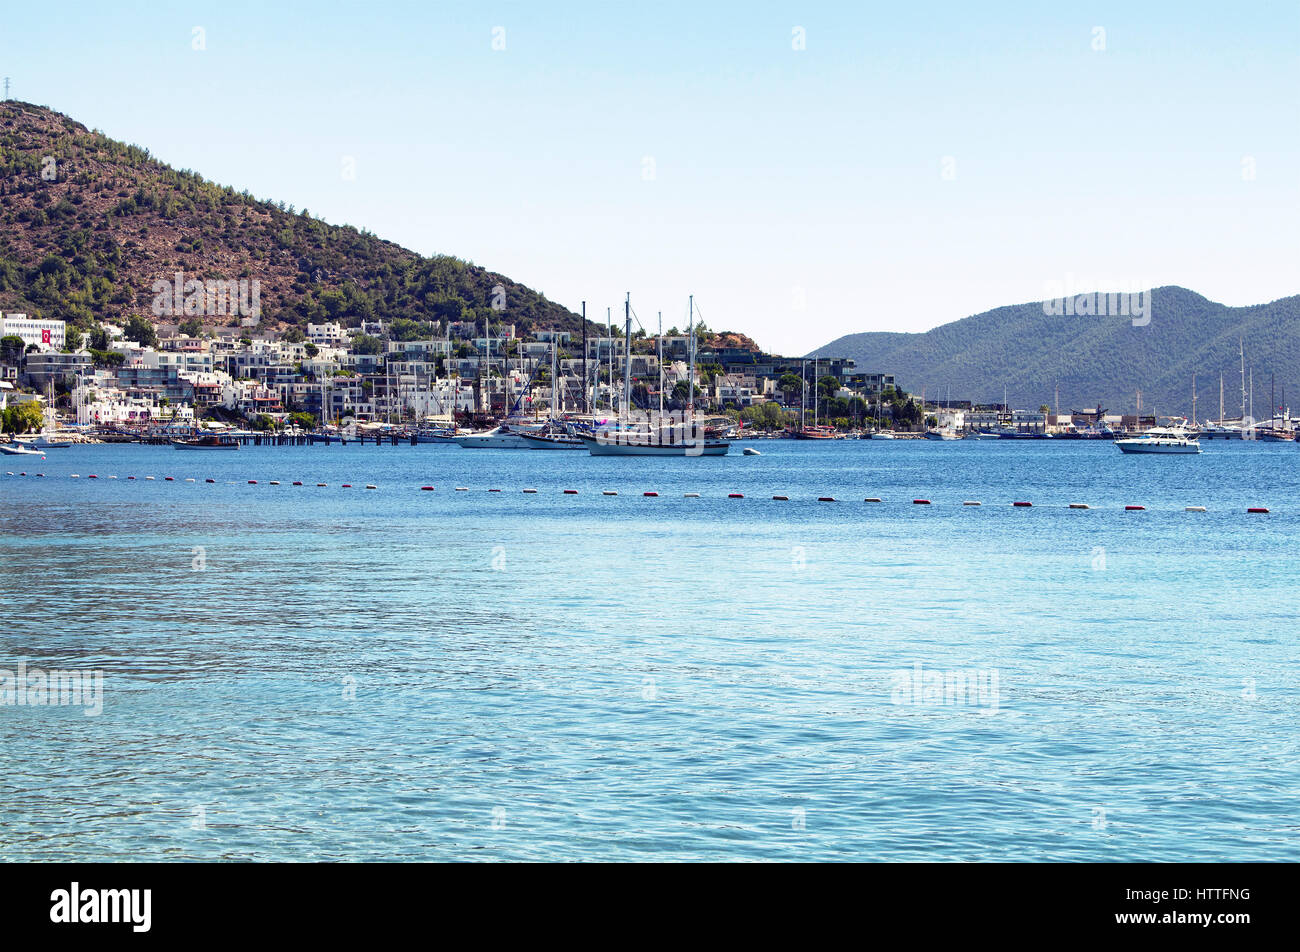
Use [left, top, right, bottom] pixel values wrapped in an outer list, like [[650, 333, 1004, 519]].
[[578, 294, 729, 456], [520, 335, 584, 448]]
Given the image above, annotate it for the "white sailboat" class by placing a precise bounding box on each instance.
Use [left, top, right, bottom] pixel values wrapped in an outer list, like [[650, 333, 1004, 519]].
[[580, 293, 729, 456]]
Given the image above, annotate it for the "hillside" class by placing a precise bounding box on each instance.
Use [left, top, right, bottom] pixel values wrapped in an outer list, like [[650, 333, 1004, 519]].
[[0, 101, 583, 338], [811, 287, 1300, 418]]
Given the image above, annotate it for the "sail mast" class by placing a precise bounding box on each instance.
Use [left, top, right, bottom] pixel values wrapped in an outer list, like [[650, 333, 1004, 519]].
[[688, 295, 696, 423], [622, 293, 632, 423], [657, 311, 664, 419]]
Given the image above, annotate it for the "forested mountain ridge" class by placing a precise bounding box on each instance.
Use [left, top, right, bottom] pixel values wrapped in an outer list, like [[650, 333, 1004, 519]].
[[812, 287, 1300, 417], [0, 101, 583, 339]]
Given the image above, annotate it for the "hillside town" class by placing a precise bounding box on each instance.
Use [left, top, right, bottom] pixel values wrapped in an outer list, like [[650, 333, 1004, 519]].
[[2, 308, 1268, 442], [0, 308, 914, 437]]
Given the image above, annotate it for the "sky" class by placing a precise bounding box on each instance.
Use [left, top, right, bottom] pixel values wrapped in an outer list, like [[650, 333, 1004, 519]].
[[2, 1, 1297, 354]]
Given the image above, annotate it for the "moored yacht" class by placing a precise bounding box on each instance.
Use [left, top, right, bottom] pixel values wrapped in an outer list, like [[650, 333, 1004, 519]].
[[1115, 427, 1202, 454]]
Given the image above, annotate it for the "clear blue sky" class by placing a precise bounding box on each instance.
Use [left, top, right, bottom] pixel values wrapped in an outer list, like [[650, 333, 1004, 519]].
[[3, 1, 1297, 354]]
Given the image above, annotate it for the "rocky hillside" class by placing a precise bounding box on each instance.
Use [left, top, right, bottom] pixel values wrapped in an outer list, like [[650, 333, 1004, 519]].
[[0, 101, 583, 339]]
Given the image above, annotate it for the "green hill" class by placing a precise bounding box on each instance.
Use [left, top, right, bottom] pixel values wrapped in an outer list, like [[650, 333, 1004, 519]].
[[0, 101, 583, 339], [811, 287, 1300, 418]]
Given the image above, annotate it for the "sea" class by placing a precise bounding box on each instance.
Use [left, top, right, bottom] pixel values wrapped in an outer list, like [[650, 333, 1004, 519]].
[[2, 438, 1297, 861]]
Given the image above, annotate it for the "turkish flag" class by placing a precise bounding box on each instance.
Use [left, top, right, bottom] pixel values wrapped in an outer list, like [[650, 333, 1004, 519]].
[[41, 329, 51, 344]]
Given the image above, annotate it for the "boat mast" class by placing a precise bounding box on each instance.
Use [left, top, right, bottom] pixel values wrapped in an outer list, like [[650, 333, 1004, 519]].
[[581, 301, 588, 414], [606, 307, 612, 414], [800, 359, 806, 431], [551, 329, 558, 421], [1219, 374, 1224, 424], [622, 293, 633, 423], [657, 311, 664, 419], [688, 295, 696, 424], [1239, 337, 1246, 423]]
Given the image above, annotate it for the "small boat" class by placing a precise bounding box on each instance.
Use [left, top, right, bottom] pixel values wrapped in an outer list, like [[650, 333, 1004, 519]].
[[30, 433, 74, 448], [869, 430, 897, 440], [579, 432, 730, 456], [964, 430, 1001, 440], [1115, 427, 1201, 454], [172, 434, 240, 450], [743, 447, 761, 456], [452, 424, 540, 449], [793, 425, 838, 440], [924, 428, 961, 441], [0, 442, 46, 456], [519, 428, 586, 449]]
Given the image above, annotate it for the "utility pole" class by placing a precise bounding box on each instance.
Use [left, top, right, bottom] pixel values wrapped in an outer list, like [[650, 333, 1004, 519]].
[[2, 78, 10, 101]]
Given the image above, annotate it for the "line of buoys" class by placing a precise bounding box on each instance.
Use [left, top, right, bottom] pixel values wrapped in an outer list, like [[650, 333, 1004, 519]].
[[421, 486, 434, 491], [1185, 506, 1206, 512], [913, 499, 930, 505], [684, 492, 700, 497], [248, 480, 257, 484], [128, 476, 136, 480], [1125, 505, 1145, 511], [365, 485, 377, 490], [317, 483, 327, 487], [728, 493, 744, 498], [292, 481, 302, 486], [145, 476, 155, 481], [488, 488, 501, 493], [644, 491, 658, 496], [341, 483, 352, 488], [185, 478, 195, 482], [163, 476, 173, 481], [455, 487, 468, 491], [269, 481, 280, 486], [963, 501, 981, 506], [523, 488, 538, 493], [1247, 507, 1270, 513], [1069, 503, 1090, 509], [865, 497, 882, 503], [563, 489, 578, 494], [1012, 501, 1032, 507], [772, 495, 789, 501], [603, 490, 618, 496], [818, 496, 835, 502]]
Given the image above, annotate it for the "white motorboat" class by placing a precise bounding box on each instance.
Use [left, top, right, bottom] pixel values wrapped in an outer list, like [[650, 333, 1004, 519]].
[[1, 442, 46, 456], [869, 430, 897, 440], [452, 424, 540, 449], [1115, 427, 1202, 454], [924, 428, 961, 441]]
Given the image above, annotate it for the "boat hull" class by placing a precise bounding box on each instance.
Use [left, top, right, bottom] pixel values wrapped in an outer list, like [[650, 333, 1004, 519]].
[[579, 435, 729, 456], [452, 434, 535, 448], [1115, 441, 1201, 454], [519, 432, 585, 449]]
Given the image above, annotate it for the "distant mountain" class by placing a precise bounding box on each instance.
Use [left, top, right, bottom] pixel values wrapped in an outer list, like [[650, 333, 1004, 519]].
[[0, 101, 583, 336], [810, 287, 1300, 418]]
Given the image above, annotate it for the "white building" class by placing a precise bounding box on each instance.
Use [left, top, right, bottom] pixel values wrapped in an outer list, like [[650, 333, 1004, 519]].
[[1, 313, 65, 351]]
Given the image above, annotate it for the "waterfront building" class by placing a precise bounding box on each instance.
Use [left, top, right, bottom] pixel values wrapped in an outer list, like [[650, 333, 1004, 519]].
[[0, 313, 66, 351]]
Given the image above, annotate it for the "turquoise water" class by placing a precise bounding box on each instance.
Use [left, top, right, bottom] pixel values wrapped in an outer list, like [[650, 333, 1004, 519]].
[[2, 439, 1298, 861]]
